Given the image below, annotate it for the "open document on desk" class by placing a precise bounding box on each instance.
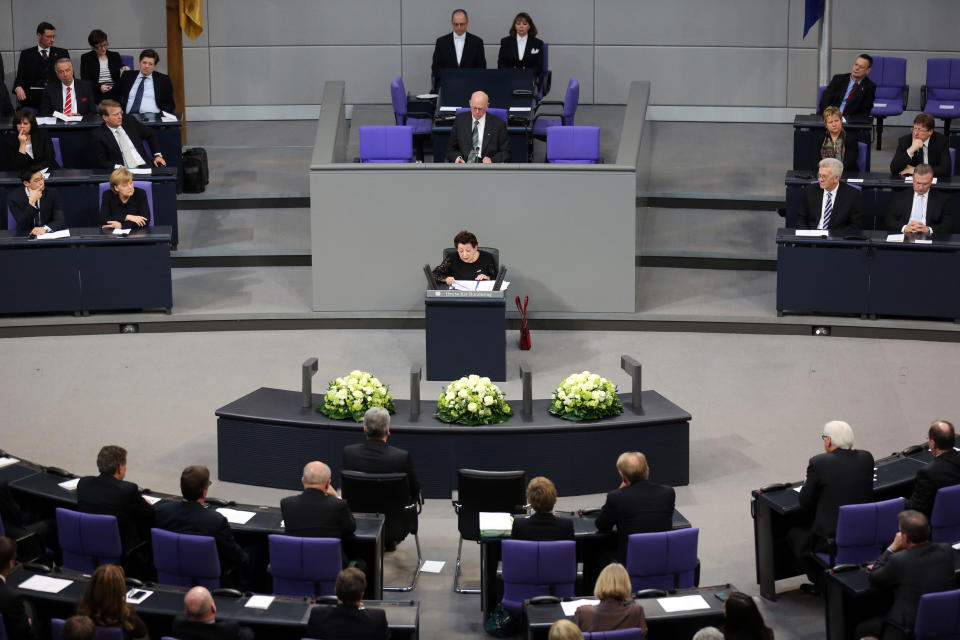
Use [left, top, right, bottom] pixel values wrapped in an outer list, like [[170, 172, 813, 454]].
[[452, 280, 510, 291]]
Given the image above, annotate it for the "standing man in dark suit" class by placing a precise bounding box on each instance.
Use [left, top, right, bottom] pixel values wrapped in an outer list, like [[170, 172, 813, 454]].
[[855, 510, 955, 640], [117, 49, 176, 115], [511, 476, 575, 541], [446, 91, 510, 163], [0, 537, 35, 640], [906, 420, 960, 517], [13, 22, 69, 110], [890, 113, 952, 178], [595, 451, 675, 562], [431, 9, 486, 91], [77, 445, 156, 551], [305, 568, 389, 640], [885, 164, 952, 234], [91, 99, 167, 169], [38, 59, 96, 117], [8, 166, 64, 236], [170, 586, 254, 640], [798, 158, 863, 232], [817, 54, 876, 120], [788, 420, 874, 594]]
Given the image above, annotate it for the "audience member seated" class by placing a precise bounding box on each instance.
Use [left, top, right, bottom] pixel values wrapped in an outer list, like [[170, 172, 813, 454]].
[[13, 21, 69, 110], [76, 564, 148, 640], [786, 420, 874, 595], [432, 230, 498, 286], [549, 619, 583, 640], [856, 510, 955, 640], [305, 567, 388, 640], [431, 9, 486, 91], [60, 616, 96, 640], [445, 91, 511, 163], [155, 465, 248, 587], [8, 166, 64, 237], [692, 627, 724, 640], [797, 158, 863, 232], [817, 54, 876, 120], [595, 451, 675, 563], [170, 586, 254, 640], [572, 563, 647, 634], [100, 167, 152, 230], [884, 164, 950, 235], [497, 12, 544, 77], [80, 29, 129, 104], [0, 537, 35, 640], [6, 110, 60, 171], [511, 476, 574, 541], [77, 445, 155, 552], [91, 99, 167, 170], [905, 420, 960, 517], [812, 106, 858, 174], [38, 58, 96, 117], [117, 49, 175, 115], [0, 481, 54, 550], [722, 592, 774, 640], [890, 112, 951, 178]]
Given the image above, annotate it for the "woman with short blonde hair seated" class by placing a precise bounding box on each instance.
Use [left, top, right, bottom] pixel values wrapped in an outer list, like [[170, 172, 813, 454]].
[[548, 619, 583, 640], [100, 167, 151, 230], [572, 562, 647, 634]]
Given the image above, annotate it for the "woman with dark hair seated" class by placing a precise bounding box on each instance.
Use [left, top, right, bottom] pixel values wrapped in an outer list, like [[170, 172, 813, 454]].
[[573, 563, 647, 634], [812, 106, 859, 174], [80, 29, 129, 103], [497, 12, 544, 77], [722, 591, 774, 640], [512, 476, 575, 540], [432, 230, 497, 286], [76, 565, 149, 640], [7, 110, 59, 171]]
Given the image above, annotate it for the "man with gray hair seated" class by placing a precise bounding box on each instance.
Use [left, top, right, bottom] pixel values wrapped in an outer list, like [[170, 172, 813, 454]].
[[788, 420, 874, 595], [170, 586, 253, 640], [691, 627, 724, 640], [798, 157, 863, 232]]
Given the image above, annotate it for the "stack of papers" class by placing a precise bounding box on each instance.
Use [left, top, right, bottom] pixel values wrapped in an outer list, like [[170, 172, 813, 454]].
[[0, 456, 20, 469], [53, 111, 83, 122], [113, 229, 132, 236], [37, 230, 71, 240], [794, 230, 828, 237], [19, 575, 72, 593], [217, 508, 256, 525], [452, 280, 510, 291], [658, 594, 710, 612], [560, 599, 599, 616], [245, 595, 274, 609], [479, 512, 513, 537], [58, 478, 80, 491], [160, 111, 179, 123]]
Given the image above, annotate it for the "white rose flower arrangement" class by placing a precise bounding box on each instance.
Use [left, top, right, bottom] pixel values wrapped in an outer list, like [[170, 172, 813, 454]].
[[548, 371, 623, 421], [435, 374, 512, 425], [317, 370, 396, 422]]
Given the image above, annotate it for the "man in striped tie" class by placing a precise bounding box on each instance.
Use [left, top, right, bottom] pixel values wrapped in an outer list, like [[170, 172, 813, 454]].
[[38, 58, 96, 117], [798, 158, 863, 232], [817, 54, 876, 120]]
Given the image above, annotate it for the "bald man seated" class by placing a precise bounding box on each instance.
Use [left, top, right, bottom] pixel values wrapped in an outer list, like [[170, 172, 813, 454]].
[[170, 586, 253, 640], [446, 90, 511, 163]]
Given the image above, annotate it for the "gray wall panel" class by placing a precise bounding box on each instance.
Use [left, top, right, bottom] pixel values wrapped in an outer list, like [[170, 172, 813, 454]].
[[12, 1, 166, 51], [787, 48, 817, 108], [787, 0, 817, 49], [401, 0, 521, 46], [400, 45, 435, 97], [183, 47, 210, 107], [548, 46, 594, 105], [832, 0, 960, 52], [0, 0, 12, 53]]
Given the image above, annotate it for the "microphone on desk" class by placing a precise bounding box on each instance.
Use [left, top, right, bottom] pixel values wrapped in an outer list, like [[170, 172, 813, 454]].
[[474, 145, 481, 163]]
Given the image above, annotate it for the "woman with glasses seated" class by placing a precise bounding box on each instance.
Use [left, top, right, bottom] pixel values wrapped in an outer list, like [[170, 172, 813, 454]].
[[812, 106, 859, 174], [432, 230, 497, 286], [80, 29, 130, 103]]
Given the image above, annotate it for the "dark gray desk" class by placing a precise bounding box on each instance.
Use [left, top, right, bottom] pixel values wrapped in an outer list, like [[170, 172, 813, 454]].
[[793, 114, 873, 171], [424, 290, 506, 381]]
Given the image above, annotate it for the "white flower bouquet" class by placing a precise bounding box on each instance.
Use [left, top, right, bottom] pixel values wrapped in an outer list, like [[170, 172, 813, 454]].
[[317, 370, 396, 422], [548, 371, 623, 421], [435, 374, 512, 425]]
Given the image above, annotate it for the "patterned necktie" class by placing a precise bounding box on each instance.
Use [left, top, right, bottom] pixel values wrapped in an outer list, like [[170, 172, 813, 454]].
[[910, 194, 925, 224], [822, 192, 833, 229], [129, 76, 146, 114], [41, 49, 48, 60], [64, 87, 72, 114], [467, 120, 479, 163], [843, 82, 859, 114], [114, 127, 145, 167]]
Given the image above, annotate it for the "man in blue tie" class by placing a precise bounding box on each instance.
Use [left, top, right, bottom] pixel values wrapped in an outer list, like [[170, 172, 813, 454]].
[[117, 49, 175, 115], [817, 54, 876, 120]]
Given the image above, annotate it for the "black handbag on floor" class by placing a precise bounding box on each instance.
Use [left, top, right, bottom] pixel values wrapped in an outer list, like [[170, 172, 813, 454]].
[[182, 147, 209, 193]]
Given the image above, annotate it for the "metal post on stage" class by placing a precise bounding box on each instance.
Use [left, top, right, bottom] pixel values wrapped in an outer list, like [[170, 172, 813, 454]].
[[620, 355, 642, 411], [302, 357, 318, 408], [410, 364, 422, 420], [817, 0, 833, 89], [519, 363, 533, 417]]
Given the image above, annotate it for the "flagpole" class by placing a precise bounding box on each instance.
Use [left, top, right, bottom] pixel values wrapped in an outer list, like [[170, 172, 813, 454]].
[[816, 0, 832, 88]]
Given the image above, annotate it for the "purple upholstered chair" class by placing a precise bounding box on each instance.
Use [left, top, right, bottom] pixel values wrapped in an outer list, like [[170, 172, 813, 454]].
[[583, 630, 645, 640], [857, 141, 868, 173], [950, 147, 956, 176], [358, 126, 414, 163], [500, 539, 576, 613], [532, 77, 580, 140], [120, 54, 134, 69], [922, 58, 960, 136], [931, 484, 960, 543], [268, 534, 341, 597], [546, 126, 600, 164], [869, 56, 908, 150], [56, 508, 123, 573], [51, 137, 63, 167], [6, 202, 16, 232], [52, 618, 125, 640], [913, 589, 960, 640], [815, 497, 904, 568], [390, 76, 432, 136], [97, 181, 155, 226], [535, 42, 551, 102], [625, 528, 699, 592], [151, 528, 221, 588]]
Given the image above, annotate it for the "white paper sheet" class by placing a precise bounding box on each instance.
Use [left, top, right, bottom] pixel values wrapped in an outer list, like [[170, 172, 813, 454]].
[[509, 106, 532, 112], [58, 478, 80, 490], [0, 456, 20, 469], [128, 168, 152, 174], [18, 575, 73, 593], [161, 111, 178, 123], [53, 111, 83, 122], [451, 280, 510, 292], [886, 234, 905, 242], [142, 495, 161, 505], [217, 508, 256, 524], [439, 106, 459, 112], [126, 588, 153, 604], [792, 485, 803, 492], [37, 230, 71, 240], [657, 594, 710, 612], [794, 230, 828, 237], [416, 93, 438, 99], [560, 599, 599, 616], [915, 239, 933, 244], [36, 117, 58, 125], [478, 511, 513, 533], [846, 178, 864, 183], [420, 560, 445, 573], [245, 595, 274, 609], [113, 228, 132, 235]]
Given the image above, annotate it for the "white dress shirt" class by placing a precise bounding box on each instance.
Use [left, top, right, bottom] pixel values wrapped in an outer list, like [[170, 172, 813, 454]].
[[453, 32, 466, 65], [903, 192, 931, 232], [127, 73, 159, 113], [108, 124, 146, 167], [818, 184, 839, 229], [516, 35, 527, 61]]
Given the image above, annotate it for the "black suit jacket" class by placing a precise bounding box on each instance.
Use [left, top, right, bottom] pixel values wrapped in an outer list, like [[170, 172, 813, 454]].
[[0, 578, 35, 640], [818, 73, 876, 119], [889, 132, 951, 178], [280, 488, 356, 540], [5, 128, 60, 171], [170, 615, 254, 640], [446, 111, 510, 163], [595, 480, 675, 562], [117, 70, 176, 114], [155, 500, 247, 578], [342, 440, 421, 503], [511, 512, 575, 541], [37, 80, 97, 116], [0, 56, 12, 117], [811, 130, 860, 174], [77, 473, 156, 550], [798, 181, 863, 232], [867, 542, 956, 629], [8, 186, 64, 233], [497, 35, 544, 76], [798, 448, 874, 542], [884, 188, 952, 234], [431, 32, 486, 81], [13, 46, 70, 107], [90, 116, 161, 169], [905, 449, 960, 517], [306, 604, 390, 640], [80, 50, 124, 102]]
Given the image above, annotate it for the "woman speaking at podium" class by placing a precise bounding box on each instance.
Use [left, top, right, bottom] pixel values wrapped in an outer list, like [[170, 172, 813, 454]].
[[432, 230, 497, 286]]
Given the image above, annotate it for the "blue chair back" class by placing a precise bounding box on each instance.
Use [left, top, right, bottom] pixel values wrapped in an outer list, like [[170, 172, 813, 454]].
[[52, 617, 125, 640], [56, 508, 123, 572], [546, 126, 600, 164], [536, 42, 550, 100], [151, 528, 221, 588], [833, 498, 903, 565], [562, 77, 580, 126], [950, 147, 957, 176], [931, 484, 960, 543], [268, 534, 342, 597], [870, 57, 907, 116], [857, 141, 867, 173], [98, 181, 155, 226], [626, 528, 699, 592], [925, 59, 960, 115], [51, 137, 63, 167], [583, 630, 645, 640], [120, 55, 134, 69], [390, 76, 408, 124], [358, 126, 414, 163], [6, 202, 14, 232], [913, 589, 960, 640], [500, 539, 576, 613]]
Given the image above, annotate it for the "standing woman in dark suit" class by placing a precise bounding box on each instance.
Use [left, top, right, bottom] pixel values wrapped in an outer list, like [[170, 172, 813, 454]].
[[80, 29, 129, 103], [812, 106, 859, 174], [6, 110, 59, 170], [497, 12, 544, 77]]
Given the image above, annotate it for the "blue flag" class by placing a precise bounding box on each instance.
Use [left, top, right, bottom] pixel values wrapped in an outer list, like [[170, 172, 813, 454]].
[[803, 0, 825, 37]]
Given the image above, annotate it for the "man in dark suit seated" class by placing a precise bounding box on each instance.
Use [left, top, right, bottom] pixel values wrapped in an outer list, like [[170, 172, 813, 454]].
[[77, 445, 156, 552], [155, 466, 248, 588], [91, 99, 167, 170], [116, 49, 176, 115], [855, 510, 955, 640], [170, 586, 253, 640], [787, 420, 874, 595], [595, 451, 675, 563], [885, 164, 951, 234], [0, 537, 35, 640], [446, 91, 510, 163], [8, 166, 64, 236], [431, 8, 486, 91], [905, 420, 960, 517], [305, 568, 389, 640], [817, 53, 876, 120], [890, 113, 952, 178], [12, 21, 69, 110], [798, 158, 863, 232], [511, 476, 575, 541], [38, 59, 96, 117]]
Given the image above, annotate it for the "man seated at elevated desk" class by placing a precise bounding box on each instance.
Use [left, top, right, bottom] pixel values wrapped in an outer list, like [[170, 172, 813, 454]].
[[432, 230, 497, 285], [885, 164, 952, 234], [37, 58, 96, 117], [817, 53, 876, 121], [904, 419, 960, 517], [890, 113, 951, 178], [8, 166, 64, 236], [798, 158, 863, 232], [431, 9, 486, 92], [446, 91, 510, 163]]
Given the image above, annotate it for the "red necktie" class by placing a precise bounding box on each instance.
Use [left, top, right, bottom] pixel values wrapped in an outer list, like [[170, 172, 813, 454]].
[[843, 82, 859, 114], [64, 87, 73, 114]]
